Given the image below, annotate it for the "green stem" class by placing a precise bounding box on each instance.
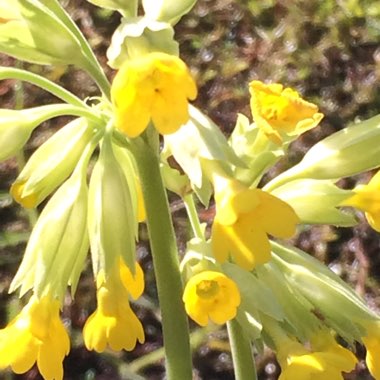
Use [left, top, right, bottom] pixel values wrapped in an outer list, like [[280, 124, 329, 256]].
[[0, 67, 85, 108], [82, 60, 111, 100], [227, 319, 257, 380], [130, 130, 193, 380], [30, 103, 102, 123], [183, 193, 204, 240]]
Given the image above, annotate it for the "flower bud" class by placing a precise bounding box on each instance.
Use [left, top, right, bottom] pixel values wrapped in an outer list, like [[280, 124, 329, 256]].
[[88, 135, 137, 276], [0, 0, 92, 67], [11, 117, 98, 208], [268, 114, 380, 188], [0, 105, 72, 162], [270, 179, 357, 227], [10, 141, 96, 299]]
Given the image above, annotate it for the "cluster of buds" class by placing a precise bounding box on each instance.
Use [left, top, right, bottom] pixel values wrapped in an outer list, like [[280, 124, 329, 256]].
[[0, 1, 380, 380]]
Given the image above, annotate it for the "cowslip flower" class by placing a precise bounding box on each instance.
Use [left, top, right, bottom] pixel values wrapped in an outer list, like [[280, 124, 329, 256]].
[[211, 178, 299, 270], [182, 271, 241, 326], [340, 170, 380, 232], [277, 335, 357, 380], [0, 294, 69, 380], [249, 80, 323, 145], [83, 262, 145, 352], [361, 321, 380, 379], [111, 51, 197, 137]]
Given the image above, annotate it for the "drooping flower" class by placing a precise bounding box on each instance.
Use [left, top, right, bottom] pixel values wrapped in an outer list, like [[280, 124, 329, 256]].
[[340, 170, 380, 232], [111, 51, 197, 137], [182, 271, 241, 326], [249, 80, 323, 145], [0, 294, 70, 380], [277, 335, 357, 380], [361, 321, 380, 379], [211, 178, 299, 270], [83, 264, 145, 352]]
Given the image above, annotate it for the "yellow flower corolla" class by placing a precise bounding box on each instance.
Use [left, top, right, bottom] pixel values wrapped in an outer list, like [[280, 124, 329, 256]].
[[111, 52, 197, 138], [83, 265, 145, 352], [119, 260, 145, 300], [0, 295, 69, 380], [341, 170, 380, 232], [362, 321, 380, 379], [182, 271, 241, 326], [277, 338, 357, 380], [249, 80, 323, 145], [211, 178, 299, 270]]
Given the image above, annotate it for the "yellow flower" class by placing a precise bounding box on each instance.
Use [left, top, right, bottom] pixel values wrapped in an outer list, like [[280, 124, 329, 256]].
[[211, 178, 299, 270], [119, 260, 145, 300], [341, 170, 380, 232], [83, 265, 145, 352], [182, 271, 241, 326], [277, 337, 357, 380], [111, 52, 197, 138], [362, 321, 380, 379], [0, 295, 69, 380], [249, 80, 323, 145]]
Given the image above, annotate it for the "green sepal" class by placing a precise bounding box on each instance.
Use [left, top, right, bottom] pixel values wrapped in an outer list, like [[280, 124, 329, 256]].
[[235, 308, 262, 341], [222, 262, 285, 322], [267, 114, 380, 189], [142, 0, 197, 25], [230, 114, 285, 187], [0, 0, 86, 67], [165, 106, 244, 205], [12, 117, 100, 208], [269, 179, 357, 227], [0, 104, 81, 163], [256, 263, 322, 342], [85, 0, 138, 17], [88, 134, 137, 277], [9, 139, 97, 300], [107, 16, 178, 69], [271, 241, 377, 344]]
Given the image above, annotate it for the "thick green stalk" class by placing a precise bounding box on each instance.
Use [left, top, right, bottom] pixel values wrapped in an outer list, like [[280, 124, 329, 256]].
[[130, 132, 193, 380], [227, 319, 257, 380]]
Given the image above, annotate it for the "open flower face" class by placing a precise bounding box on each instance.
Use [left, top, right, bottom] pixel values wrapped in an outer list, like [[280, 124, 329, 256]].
[[249, 80, 323, 145], [182, 271, 241, 326], [211, 179, 299, 270], [0, 295, 69, 380], [111, 52, 197, 137]]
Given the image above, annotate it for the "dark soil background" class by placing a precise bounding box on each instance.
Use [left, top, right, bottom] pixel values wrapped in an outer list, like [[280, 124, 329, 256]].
[[0, 0, 380, 379]]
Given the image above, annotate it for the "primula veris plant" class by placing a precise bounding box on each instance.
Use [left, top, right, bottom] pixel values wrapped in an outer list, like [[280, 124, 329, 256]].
[[1, 1, 380, 380]]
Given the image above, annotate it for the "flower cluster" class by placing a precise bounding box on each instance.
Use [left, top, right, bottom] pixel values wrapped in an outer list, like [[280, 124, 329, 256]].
[[0, 1, 380, 380]]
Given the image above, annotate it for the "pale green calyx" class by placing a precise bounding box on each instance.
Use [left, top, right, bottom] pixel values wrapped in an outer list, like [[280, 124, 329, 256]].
[[269, 179, 357, 227], [88, 134, 137, 277], [11, 117, 100, 208], [85, 0, 138, 17], [9, 140, 97, 300], [0, 104, 77, 162], [0, 0, 89, 67], [271, 241, 378, 344], [107, 16, 178, 69], [142, 0, 197, 25], [164, 106, 243, 205], [266, 114, 380, 190]]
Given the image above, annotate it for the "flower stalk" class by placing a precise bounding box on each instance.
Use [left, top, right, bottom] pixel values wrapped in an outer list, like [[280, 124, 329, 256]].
[[130, 127, 193, 380]]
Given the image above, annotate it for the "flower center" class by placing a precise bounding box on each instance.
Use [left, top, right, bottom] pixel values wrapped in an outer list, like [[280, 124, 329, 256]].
[[196, 280, 220, 299]]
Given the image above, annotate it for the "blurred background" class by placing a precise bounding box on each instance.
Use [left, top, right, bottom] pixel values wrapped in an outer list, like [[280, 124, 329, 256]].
[[0, 0, 380, 378]]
